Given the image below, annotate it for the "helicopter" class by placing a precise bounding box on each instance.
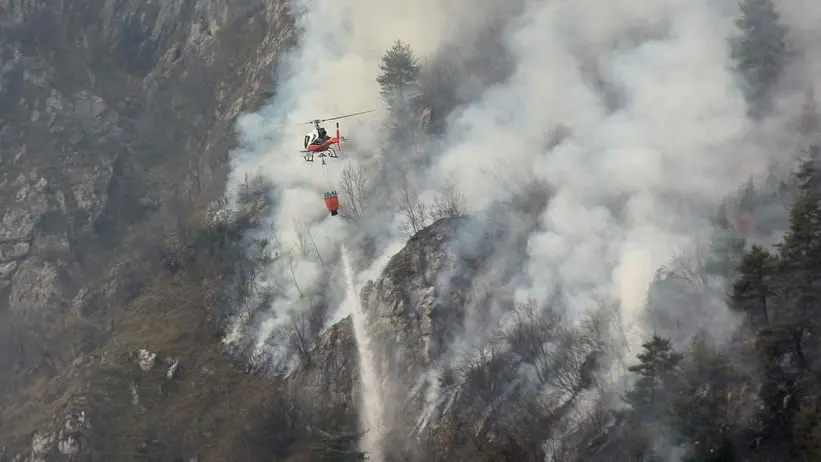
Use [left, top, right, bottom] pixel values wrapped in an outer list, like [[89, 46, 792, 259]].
[[276, 109, 373, 216], [295, 110, 374, 163]]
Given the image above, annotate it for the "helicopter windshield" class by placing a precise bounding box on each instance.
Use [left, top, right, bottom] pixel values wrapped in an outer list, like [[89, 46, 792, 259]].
[[305, 130, 318, 147]]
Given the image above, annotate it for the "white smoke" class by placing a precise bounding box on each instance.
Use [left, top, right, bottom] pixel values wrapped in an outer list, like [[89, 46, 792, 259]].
[[776, 0, 821, 120], [415, 0, 789, 353], [224, 0, 814, 433], [222, 0, 502, 369]]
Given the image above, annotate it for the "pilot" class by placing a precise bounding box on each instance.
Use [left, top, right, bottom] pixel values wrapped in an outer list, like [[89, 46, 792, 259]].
[[316, 127, 329, 142]]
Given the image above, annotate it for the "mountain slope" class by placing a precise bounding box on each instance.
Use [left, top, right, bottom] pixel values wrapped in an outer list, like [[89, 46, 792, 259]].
[[0, 0, 296, 459]]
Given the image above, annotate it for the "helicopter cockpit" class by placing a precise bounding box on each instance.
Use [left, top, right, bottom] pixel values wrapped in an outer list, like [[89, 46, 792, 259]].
[[304, 127, 331, 148]]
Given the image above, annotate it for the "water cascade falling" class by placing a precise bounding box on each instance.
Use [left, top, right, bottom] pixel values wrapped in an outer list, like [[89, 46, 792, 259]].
[[341, 245, 384, 461]]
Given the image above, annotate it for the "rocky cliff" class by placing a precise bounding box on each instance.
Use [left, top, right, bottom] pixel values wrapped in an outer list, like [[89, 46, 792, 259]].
[[0, 0, 292, 323], [361, 216, 490, 381], [307, 216, 605, 461], [0, 0, 296, 459]]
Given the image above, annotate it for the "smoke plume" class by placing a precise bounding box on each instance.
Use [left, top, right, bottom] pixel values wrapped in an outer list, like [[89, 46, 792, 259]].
[[222, 0, 505, 370], [225, 0, 814, 422], [419, 0, 793, 352]]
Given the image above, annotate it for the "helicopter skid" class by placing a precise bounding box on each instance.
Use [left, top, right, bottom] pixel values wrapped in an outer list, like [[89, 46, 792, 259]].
[[301, 147, 338, 163]]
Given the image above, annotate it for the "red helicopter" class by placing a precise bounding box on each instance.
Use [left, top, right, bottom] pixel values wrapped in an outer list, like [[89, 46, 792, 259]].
[[282, 110, 374, 216], [297, 110, 374, 163]]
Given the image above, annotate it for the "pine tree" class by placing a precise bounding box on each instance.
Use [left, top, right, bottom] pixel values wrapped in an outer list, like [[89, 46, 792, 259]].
[[739, 177, 758, 213], [623, 335, 683, 417], [671, 337, 741, 462], [799, 89, 821, 138], [731, 0, 789, 116], [775, 195, 821, 314], [376, 39, 425, 158], [615, 335, 684, 461], [705, 207, 746, 280], [776, 150, 821, 308], [762, 151, 821, 386], [376, 40, 420, 115], [731, 244, 774, 325], [796, 144, 821, 195]]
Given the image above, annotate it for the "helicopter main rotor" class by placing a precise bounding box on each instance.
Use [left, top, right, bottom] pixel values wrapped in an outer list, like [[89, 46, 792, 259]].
[[304, 109, 374, 127], [275, 109, 375, 129]]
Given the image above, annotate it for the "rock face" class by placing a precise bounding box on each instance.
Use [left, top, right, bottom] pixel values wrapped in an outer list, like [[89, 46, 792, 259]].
[[0, 0, 295, 459], [0, 0, 293, 363], [289, 317, 360, 430], [359, 216, 501, 430], [311, 215, 601, 461], [0, 0, 292, 300], [273, 216, 501, 451], [362, 216, 485, 375]]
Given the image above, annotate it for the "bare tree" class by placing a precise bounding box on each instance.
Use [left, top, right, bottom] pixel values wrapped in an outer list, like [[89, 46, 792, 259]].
[[543, 399, 613, 462], [505, 300, 561, 384], [483, 161, 553, 216], [460, 341, 517, 405], [399, 171, 429, 238], [428, 301, 606, 461], [504, 301, 601, 397], [548, 322, 601, 398], [293, 219, 312, 258], [428, 180, 466, 222], [667, 241, 710, 294], [289, 307, 315, 365], [286, 253, 306, 299], [339, 163, 372, 221], [436, 331, 587, 462], [291, 220, 325, 265], [217, 233, 277, 326], [428, 341, 520, 459], [305, 227, 326, 266]]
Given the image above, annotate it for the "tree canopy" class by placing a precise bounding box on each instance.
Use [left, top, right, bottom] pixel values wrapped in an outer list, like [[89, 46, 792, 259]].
[[376, 39, 421, 114], [730, 0, 789, 116]]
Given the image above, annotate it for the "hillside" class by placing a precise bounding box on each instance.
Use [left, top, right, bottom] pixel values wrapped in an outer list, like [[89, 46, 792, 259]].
[[0, 0, 301, 459], [5, 0, 821, 461]]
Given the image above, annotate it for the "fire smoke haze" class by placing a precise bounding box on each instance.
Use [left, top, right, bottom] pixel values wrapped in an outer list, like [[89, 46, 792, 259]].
[[425, 0, 770, 346], [225, 0, 812, 368], [222, 0, 498, 366]]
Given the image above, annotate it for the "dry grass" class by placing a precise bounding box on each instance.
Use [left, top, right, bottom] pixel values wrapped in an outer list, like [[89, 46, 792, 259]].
[[76, 268, 294, 461], [0, 224, 296, 460]]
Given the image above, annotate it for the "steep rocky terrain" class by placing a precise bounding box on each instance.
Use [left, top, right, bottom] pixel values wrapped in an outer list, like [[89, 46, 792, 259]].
[[361, 216, 492, 384], [322, 216, 604, 461], [0, 0, 292, 321], [5, 1, 816, 461], [0, 0, 297, 459]]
